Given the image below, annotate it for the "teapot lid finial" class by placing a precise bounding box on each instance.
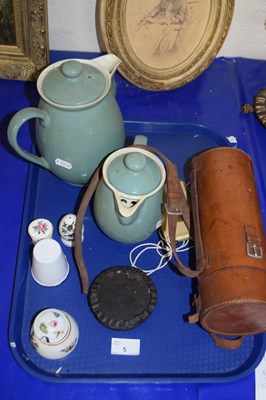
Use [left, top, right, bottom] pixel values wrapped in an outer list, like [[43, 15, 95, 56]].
[[124, 152, 147, 172], [60, 60, 83, 79]]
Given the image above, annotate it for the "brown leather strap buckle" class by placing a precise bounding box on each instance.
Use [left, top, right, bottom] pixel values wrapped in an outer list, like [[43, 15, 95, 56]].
[[164, 203, 182, 216]]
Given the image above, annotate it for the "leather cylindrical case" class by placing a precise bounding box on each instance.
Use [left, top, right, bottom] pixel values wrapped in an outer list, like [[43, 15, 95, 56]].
[[189, 147, 266, 347]]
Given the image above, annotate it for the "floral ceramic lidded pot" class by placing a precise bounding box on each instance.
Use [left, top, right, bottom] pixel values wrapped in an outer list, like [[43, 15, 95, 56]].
[[30, 308, 79, 359]]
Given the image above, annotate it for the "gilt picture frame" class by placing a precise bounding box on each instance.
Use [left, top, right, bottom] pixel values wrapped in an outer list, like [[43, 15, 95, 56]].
[[0, 0, 49, 81], [97, 0, 234, 91]]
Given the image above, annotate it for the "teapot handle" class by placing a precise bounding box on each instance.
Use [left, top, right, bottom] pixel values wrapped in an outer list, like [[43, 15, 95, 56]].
[[7, 108, 50, 170]]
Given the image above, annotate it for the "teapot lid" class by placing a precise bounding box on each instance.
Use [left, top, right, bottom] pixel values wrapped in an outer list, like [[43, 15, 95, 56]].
[[40, 60, 107, 107], [107, 149, 163, 195]]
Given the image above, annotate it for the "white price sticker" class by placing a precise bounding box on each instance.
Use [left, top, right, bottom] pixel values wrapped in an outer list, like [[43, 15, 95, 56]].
[[55, 158, 72, 170], [111, 338, 140, 356], [256, 350, 266, 400]]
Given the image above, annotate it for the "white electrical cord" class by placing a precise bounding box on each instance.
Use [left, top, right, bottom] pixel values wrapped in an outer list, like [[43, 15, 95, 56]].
[[129, 231, 191, 275]]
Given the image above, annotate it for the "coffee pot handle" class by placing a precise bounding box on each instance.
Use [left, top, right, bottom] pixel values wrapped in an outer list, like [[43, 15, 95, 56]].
[[7, 107, 50, 170]]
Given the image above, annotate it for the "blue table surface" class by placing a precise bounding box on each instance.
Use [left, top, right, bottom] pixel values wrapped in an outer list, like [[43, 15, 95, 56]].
[[1, 50, 266, 400]]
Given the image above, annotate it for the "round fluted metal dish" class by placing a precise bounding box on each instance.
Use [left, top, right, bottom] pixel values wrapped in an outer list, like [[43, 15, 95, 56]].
[[242, 88, 266, 128], [88, 266, 157, 330]]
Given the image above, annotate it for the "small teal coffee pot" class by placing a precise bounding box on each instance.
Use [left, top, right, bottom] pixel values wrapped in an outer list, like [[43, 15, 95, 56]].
[[7, 54, 125, 185], [93, 136, 166, 243]]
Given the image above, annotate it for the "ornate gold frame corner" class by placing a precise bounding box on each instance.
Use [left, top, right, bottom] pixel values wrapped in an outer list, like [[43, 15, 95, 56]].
[[0, 0, 49, 81], [97, 0, 235, 91]]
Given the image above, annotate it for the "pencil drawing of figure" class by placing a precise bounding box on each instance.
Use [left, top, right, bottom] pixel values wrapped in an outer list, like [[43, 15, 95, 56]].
[[138, 0, 188, 55]]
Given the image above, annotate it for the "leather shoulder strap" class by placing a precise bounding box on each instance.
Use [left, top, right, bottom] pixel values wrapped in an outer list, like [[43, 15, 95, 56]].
[[74, 165, 101, 294], [133, 145, 205, 278], [210, 333, 245, 350]]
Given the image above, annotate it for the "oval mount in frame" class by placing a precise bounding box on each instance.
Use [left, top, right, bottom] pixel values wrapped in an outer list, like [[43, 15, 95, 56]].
[[97, 0, 235, 91]]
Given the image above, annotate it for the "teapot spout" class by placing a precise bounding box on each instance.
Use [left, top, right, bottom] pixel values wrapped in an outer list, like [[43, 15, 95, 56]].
[[115, 195, 144, 226], [118, 212, 138, 226], [94, 54, 121, 78]]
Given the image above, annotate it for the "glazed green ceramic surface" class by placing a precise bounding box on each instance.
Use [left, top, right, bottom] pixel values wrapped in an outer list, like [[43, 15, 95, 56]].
[[7, 56, 125, 186], [93, 139, 166, 243], [108, 152, 162, 195], [94, 180, 164, 243], [42, 61, 107, 106], [34, 95, 124, 185]]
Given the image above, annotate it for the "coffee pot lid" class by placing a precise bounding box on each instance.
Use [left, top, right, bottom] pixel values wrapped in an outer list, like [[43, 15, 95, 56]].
[[41, 60, 107, 107], [107, 149, 163, 195]]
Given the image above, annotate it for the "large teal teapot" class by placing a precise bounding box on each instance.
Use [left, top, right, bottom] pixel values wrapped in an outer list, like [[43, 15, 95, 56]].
[[94, 136, 166, 243], [7, 55, 125, 186]]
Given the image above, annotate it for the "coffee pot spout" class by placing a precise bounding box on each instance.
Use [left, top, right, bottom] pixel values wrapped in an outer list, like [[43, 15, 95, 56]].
[[94, 54, 122, 78], [116, 196, 144, 226]]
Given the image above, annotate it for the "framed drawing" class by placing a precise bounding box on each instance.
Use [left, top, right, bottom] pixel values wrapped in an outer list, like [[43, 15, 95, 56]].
[[0, 0, 49, 81], [97, 0, 234, 91]]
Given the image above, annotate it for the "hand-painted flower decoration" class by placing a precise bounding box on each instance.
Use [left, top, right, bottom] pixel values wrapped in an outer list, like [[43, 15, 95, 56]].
[[49, 320, 58, 328], [33, 220, 49, 235]]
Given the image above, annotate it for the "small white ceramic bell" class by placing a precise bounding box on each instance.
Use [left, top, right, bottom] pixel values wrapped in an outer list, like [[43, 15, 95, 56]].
[[59, 214, 84, 247], [28, 218, 53, 244]]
